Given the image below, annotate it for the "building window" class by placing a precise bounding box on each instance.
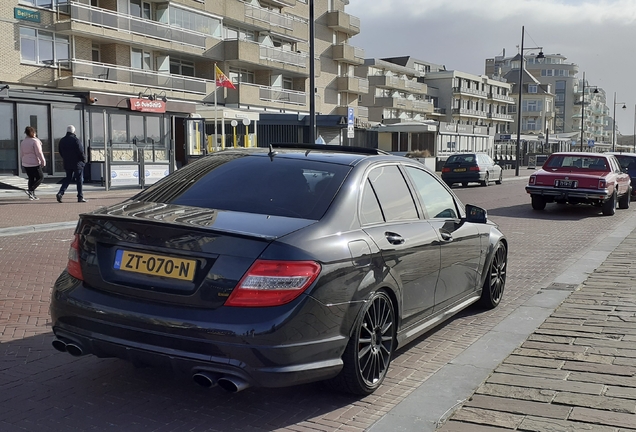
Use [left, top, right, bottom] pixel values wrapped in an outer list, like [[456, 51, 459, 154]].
[[224, 26, 255, 41], [229, 67, 254, 84], [19, 0, 67, 8], [528, 85, 537, 94], [131, 48, 152, 70], [170, 59, 195, 76], [92, 43, 100, 62], [19, 27, 69, 65]]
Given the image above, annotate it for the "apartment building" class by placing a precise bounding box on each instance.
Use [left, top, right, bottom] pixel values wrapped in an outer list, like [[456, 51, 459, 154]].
[[0, 0, 365, 183], [357, 57, 435, 124], [485, 51, 612, 148], [502, 65, 555, 136]]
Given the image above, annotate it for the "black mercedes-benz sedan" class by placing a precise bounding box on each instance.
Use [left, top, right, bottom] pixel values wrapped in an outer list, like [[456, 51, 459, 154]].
[[50, 144, 507, 395]]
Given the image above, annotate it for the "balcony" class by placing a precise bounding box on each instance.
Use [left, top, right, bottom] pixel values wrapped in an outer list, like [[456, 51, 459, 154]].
[[452, 87, 488, 99], [332, 44, 364, 65], [244, 3, 294, 30], [225, 82, 306, 108], [57, 60, 212, 95], [57, 2, 207, 49], [326, 10, 361, 35], [337, 76, 369, 94], [522, 110, 543, 117], [223, 40, 308, 71], [488, 113, 514, 121], [452, 108, 489, 118], [260, 0, 295, 8], [334, 105, 368, 119], [367, 75, 426, 93], [490, 92, 515, 103], [411, 100, 434, 113]]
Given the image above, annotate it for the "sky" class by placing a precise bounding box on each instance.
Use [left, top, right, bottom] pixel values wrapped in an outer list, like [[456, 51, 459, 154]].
[[347, 0, 636, 137]]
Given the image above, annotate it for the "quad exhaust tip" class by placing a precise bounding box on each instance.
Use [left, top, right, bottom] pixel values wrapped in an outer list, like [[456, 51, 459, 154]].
[[51, 339, 85, 357], [192, 372, 250, 393]]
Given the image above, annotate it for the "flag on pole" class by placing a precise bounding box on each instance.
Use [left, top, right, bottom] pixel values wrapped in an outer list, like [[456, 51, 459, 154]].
[[215, 65, 236, 90]]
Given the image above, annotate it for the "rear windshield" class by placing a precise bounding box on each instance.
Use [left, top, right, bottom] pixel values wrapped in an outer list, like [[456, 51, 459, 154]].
[[134, 153, 351, 220], [446, 154, 476, 164], [544, 155, 607, 171]]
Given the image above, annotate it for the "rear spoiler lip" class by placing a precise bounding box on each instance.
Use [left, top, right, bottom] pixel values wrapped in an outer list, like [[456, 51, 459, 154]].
[[80, 201, 317, 241]]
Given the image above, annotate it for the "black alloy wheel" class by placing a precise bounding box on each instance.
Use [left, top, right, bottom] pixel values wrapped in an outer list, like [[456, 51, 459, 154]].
[[461, 182, 468, 187], [326, 291, 396, 395], [480, 242, 507, 309]]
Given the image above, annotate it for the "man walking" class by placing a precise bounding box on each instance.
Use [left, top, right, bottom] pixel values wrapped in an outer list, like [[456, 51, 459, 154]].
[[56, 125, 87, 203]]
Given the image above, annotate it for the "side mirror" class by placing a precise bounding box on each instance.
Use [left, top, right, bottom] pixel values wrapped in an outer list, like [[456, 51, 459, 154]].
[[465, 204, 488, 224]]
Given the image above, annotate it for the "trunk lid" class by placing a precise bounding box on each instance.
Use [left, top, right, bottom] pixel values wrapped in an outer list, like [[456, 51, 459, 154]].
[[76, 201, 316, 308], [534, 168, 607, 189]]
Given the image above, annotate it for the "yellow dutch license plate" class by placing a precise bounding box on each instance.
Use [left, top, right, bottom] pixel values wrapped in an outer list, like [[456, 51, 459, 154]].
[[454, 168, 467, 172], [114, 250, 196, 281]]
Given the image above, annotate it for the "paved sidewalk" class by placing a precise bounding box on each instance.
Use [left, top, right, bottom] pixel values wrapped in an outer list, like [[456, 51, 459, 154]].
[[433, 229, 636, 431]]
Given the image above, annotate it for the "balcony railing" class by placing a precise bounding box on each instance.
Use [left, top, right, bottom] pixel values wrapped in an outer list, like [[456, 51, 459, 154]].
[[490, 93, 515, 103], [488, 113, 514, 120], [412, 100, 434, 112], [453, 108, 489, 117], [453, 87, 489, 98], [65, 2, 207, 48], [259, 45, 307, 68], [236, 82, 306, 106], [67, 60, 209, 94], [358, 106, 368, 118], [245, 3, 294, 30]]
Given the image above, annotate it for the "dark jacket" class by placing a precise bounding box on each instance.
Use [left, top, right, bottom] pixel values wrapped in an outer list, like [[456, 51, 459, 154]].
[[59, 132, 86, 171]]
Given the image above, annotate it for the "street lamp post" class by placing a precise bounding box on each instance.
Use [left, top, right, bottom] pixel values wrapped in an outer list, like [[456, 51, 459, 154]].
[[515, 26, 544, 176], [611, 92, 626, 152], [308, 0, 316, 144]]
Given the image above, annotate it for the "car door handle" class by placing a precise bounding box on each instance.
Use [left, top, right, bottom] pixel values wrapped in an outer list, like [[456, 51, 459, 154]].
[[385, 232, 405, 245], [439, 231, 453, 242]]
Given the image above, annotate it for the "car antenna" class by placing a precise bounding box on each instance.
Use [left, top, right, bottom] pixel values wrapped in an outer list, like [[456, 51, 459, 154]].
[[267, 143, 278, 161]]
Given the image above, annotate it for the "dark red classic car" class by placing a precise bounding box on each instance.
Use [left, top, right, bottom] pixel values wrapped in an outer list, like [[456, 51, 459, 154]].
[[526, 152, 632, 216]]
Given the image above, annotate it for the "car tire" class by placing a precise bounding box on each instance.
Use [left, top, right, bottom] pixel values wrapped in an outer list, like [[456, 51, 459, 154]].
[[602, 192, 617, 216], [480, 241, 507, 309], [325, 291, 396, 395], [461, 182, 468, 187], [531, 195, 546, 210], [481, 173, 489, 187], [495, 170, 503, 185], [619, 187, 631, 209]]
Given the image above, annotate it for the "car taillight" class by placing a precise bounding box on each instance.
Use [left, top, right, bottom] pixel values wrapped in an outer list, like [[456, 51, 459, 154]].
[[598, 179, 607, 189], [529, 176, 536, 185], [225, 260, 322, 307], [469, 166, 480, 171], [442, 167, 451, 173], [67, 234, 84, 280]]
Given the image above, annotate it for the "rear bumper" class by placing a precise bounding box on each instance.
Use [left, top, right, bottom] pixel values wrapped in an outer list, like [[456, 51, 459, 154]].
[[525, 185, 610, 201], [441, 172, 485, 183], [50, 274, 349, 388]]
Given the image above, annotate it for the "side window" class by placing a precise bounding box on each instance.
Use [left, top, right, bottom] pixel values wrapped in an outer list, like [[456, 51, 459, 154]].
[[367, 165, 418, 222], [360, 179, 384, 225], [405, 166, 459, 219]]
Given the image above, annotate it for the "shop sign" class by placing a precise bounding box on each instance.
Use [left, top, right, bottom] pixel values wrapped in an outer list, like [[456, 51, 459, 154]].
[[14, 7, 40, 23], [129, 98, 166, 113]]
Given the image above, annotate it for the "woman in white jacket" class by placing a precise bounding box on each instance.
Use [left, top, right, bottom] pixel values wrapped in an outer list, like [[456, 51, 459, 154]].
[[20, 126, 46, 200]]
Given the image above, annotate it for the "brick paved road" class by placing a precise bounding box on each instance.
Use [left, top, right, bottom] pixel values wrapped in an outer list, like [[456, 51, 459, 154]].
[[1, 176, 635, 431]]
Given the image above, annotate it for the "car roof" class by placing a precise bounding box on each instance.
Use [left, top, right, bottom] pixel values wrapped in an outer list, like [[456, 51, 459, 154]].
[[607, 152, 636, 157], [549, 152, 610, 158], [204, 145, 408, 166]]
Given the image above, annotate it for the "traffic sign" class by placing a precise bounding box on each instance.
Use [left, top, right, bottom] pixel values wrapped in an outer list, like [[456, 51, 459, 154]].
[[347, 107, 354, 139]]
